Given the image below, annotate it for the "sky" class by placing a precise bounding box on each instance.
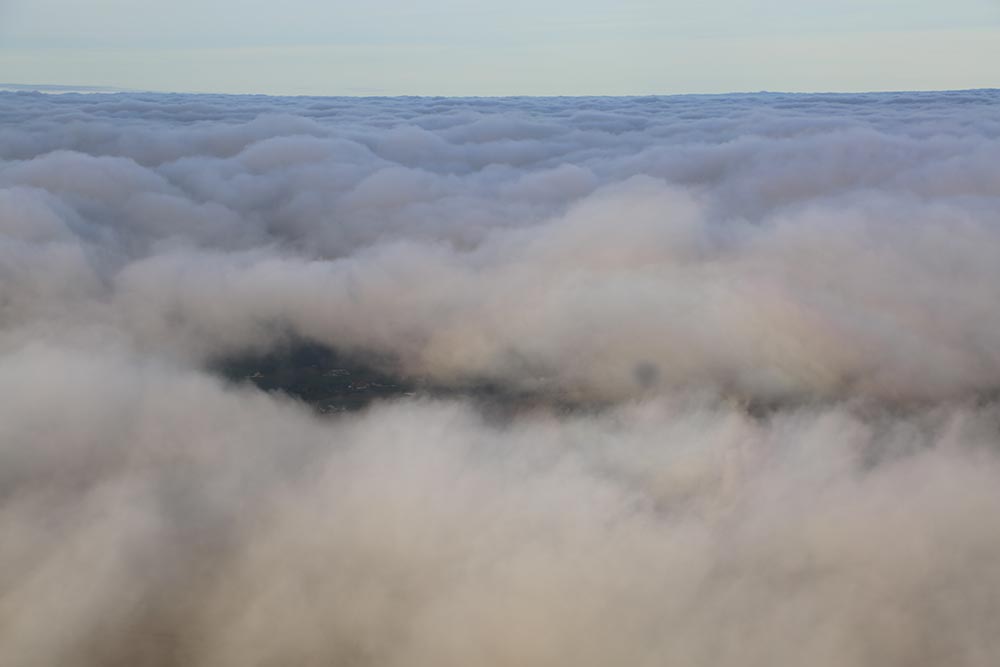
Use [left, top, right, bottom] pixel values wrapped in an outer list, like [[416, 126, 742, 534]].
[[1, 0, 999, 95]]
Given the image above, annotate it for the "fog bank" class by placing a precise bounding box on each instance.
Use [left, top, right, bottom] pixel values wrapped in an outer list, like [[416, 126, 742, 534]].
[[2, 90, 1000, 665]]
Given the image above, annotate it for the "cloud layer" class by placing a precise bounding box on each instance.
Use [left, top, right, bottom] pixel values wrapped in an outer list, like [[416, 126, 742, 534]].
[[2, 89, 1000, 665]]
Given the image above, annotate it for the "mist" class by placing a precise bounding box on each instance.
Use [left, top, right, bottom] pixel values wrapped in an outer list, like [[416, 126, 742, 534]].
[[2, 89, 1000, 665]]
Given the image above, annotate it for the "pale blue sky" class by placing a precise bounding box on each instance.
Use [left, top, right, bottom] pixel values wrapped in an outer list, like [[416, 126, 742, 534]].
[[1, 0, 999, 94]]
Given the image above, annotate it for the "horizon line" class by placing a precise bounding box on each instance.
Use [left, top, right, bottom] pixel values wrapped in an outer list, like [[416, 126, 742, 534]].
[[2, 82, 998, 99]]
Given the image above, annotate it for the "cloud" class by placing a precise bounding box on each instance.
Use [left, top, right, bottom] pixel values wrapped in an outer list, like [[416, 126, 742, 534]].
[[2, 89, 1000, 665]]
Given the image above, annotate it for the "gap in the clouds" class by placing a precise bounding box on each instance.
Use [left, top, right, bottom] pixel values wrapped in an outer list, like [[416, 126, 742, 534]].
[[211, 339, 612, 420], [212, 340, 413, 414], [208, 340, 803, 422], [209, 338, 1000, 424]]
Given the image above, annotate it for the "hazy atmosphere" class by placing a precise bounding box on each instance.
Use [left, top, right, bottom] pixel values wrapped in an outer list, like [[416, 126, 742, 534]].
[[3, 0, 1000, 664]]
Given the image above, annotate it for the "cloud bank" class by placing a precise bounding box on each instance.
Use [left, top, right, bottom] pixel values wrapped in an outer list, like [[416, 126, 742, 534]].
[[2, 89, 1000, 665]]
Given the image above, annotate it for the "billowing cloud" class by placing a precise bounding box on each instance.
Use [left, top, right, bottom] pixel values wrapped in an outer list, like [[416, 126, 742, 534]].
[[2, 89, 1000, 665]]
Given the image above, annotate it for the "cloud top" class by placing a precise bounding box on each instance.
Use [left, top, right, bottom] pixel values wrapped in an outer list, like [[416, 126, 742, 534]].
[[3, 90, 1000, 401], [2, 90, 1000, 665]]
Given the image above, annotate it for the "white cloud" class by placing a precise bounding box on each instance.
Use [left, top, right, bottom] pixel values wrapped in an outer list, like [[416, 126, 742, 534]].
[[2, 89, 1000, 665]]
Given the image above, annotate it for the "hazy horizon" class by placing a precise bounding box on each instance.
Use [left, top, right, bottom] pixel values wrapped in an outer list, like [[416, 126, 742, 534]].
[[4, 81, 1000, 97], [3, 3, 1000, 665]]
